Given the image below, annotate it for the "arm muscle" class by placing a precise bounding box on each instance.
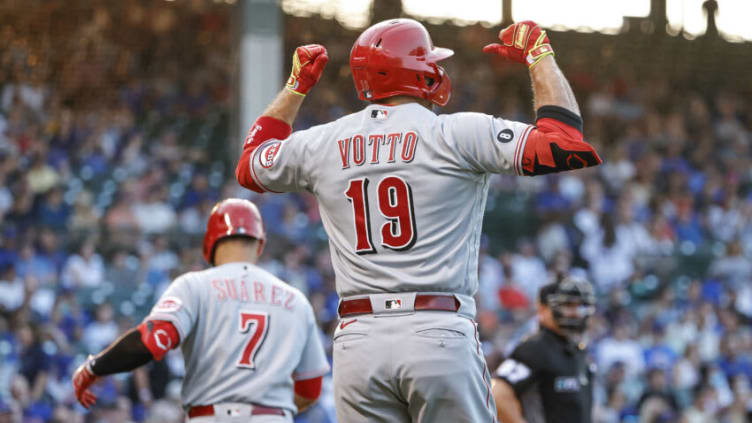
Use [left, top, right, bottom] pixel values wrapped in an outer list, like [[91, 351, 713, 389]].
[[492, 378, 527, 423]]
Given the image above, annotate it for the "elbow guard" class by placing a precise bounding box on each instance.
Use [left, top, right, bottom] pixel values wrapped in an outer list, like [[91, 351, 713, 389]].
[[236, 116, 293, 192], [137, 320, 180, 361], [520, 106, 601, 176]]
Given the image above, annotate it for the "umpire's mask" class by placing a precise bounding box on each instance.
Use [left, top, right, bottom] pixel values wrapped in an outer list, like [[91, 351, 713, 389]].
[[540, 276, 596, 339]]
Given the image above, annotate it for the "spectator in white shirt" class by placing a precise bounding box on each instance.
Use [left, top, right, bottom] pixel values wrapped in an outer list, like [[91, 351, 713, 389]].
[[81, 303, 118, 355], [509, 239, 548, 303], [0, 264, 25, 313], [596, 322, 646, 381], [61, 238, 104, 289]]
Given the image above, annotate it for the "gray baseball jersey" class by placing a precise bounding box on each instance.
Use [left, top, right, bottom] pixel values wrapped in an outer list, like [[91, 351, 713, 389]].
[[145, 262, 330, 413], [246, 103, 532, 298]]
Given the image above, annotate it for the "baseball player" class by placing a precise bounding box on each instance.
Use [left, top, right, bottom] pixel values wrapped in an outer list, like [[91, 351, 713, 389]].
[[235, 19, 601, 422], [492, 277, 597, 423], [71, 199, 330, 422]]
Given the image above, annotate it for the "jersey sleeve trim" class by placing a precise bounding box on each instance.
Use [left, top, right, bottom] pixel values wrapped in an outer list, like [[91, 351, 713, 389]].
[[292, 366, 330, 381], [236, 148, 263, 193], [145, 313, 188, 344], [514, 125, 534, 176]]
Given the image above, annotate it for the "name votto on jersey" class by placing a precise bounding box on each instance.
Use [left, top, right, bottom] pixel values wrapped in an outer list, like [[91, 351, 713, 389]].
[[338, 131, 418, 169]]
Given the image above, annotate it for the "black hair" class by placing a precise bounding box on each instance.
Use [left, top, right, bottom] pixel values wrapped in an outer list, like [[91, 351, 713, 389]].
[[210, 235, 260, 264], [538, 282, 558, 305]]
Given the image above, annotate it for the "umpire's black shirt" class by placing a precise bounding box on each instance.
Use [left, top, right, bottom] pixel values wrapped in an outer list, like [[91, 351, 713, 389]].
[[494, 327, 594, 423]]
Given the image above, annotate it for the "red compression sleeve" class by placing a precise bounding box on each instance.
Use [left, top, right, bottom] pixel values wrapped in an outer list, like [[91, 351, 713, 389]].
[[236, 116, 293, 193], [294, 376, 323, 400], [137, 320, 180, 361], [520, 106, 601, 176]]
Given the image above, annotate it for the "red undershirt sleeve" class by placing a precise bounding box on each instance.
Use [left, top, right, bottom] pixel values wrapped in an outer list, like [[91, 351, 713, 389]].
[[294, 375, 323, 400], [236, 116, 293, 192], [137, 320, 180, 362]]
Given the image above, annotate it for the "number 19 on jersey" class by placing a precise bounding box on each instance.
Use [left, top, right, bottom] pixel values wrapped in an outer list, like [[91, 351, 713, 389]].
[[344, 176, 417, 254]]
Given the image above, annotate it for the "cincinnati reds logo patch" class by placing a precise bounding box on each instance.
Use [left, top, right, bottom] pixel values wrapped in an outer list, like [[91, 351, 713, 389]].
[[154, 329, 172, 350], [258, 141, 282, 169], [497, 129, 514, 143], [154, 297, 182, 313]]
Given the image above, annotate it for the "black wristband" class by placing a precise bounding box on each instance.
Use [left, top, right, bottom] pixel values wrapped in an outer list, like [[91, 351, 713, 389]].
[[536, 105, 583, 133], [91, 328, 153, 376]]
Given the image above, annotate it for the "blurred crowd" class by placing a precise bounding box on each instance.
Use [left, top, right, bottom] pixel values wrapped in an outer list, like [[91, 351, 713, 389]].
[[1, 2, 751, 423]]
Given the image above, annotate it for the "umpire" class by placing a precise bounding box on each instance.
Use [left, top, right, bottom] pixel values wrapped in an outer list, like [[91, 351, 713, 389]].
[[492, 276, 597, 423]]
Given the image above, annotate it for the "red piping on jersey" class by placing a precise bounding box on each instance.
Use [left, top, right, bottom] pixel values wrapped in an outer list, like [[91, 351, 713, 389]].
[[339, 319, 358, 329], [460, 316, 494, 417], [236, 116, 292, 193], [250, 142, 283, 194], [514, 125, 533, 176]]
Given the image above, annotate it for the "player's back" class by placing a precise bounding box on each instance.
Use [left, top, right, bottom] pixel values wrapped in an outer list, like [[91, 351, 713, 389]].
[[256, 102, 531, 298], [152, 262, 327, 412]]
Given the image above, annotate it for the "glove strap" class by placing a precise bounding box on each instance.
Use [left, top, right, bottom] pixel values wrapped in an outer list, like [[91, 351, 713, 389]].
[[85, 355, 98, 376], [285, 50, 308, 96], [285, 77, 307, 97], [526, 44, 554, 68], [526, 30, 554, 69]]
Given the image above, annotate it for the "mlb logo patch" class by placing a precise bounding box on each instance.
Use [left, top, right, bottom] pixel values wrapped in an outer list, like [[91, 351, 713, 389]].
[[385, 299, 402, 310], [371, 109, 388, 120]]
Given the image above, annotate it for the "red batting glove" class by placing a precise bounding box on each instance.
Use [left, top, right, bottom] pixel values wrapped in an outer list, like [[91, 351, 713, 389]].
[[285, 44, 328, 96], [482, 21, 554, 69], [72, 356, 98, 409]]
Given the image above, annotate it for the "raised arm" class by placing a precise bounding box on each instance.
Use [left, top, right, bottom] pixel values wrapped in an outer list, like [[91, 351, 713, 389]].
[[262, 44, 327, 124], [483, 22, 600, 175], [530, 57, 580, 115], [236, 45, 328, 192]]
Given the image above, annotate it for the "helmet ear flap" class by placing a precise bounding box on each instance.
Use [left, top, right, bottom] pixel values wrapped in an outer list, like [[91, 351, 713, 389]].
[[427, 65, 451, 106]]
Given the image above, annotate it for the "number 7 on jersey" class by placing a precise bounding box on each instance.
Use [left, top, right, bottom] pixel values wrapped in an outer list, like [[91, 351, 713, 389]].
[[237, 311, 269, 369], [344, 176, 417, 254]]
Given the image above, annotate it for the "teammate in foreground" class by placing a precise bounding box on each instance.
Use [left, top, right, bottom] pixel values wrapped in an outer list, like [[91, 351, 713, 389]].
[[72, 199, 329, 422], [492, 277, 597, 423], [236, 19, 601, 422]]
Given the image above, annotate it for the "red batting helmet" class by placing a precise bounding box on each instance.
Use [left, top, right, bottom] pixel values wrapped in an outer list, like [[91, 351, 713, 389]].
[[203, 199, 265, 265], [350, 19, 454, 106]]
